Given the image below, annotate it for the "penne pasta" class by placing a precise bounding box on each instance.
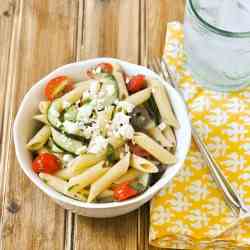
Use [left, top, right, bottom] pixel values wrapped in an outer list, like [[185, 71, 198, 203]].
[[26, 125, 51, 150], [68, 161, 109, 193], [131, 154, 159, 173], [61, 80, 93, 104], [163, 125, 176, 147], [39, 173, 87, 201], [113, 168, 141, 185], [133, 132, 176, 164], [56, 153, 106, 180], [97, 189, 114, 199], [39, 101, 50, 114], [147, 126, 173, 149], [125, 88, 151, 106], [146, 77, 179, 128], [88, 152, 130, 202], [56, 136, 124, 180], [113, 71, 129, 99], [97, 106, 114, 136], [33, 114, 48, 124]]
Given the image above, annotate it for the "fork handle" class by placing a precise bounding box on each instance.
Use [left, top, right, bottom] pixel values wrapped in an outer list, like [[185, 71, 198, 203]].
[[191, 127, 247, 215]]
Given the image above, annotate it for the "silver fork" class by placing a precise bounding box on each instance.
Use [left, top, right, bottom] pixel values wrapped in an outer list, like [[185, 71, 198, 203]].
[[149, 56, 249, 216]]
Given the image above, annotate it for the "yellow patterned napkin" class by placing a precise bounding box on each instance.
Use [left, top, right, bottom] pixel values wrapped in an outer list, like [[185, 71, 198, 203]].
[[149, 22, 250, 250]]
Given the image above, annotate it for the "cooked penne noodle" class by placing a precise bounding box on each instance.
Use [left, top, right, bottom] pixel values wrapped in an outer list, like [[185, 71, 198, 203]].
[[97, 106, 114, 136], [39, 101, 50, 114], [56, 136, 124, 180], [97, 189, 114, 199], [131, 154, 159, 173], [61, 80, 93, 104], [33, 114, 48, 124], [56, 153, 106, 180], [68, 161, 109, 193], [163, 125, 176, 147], [146, 77, 179, 128], [125, 88, 151, 106], [133, 132, 176, 164], [113, 71, 129, 99], [147, 126, 173, 149], [39, 173, 87, 201], [113, 168, 141, 185], [88, 152, 130, 202], [26, 125, 51, 150]]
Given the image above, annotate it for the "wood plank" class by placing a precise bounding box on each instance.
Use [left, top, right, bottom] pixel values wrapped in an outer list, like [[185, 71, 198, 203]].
[[0, 0, 16, 217], [0, 1, 78, 250], [139, 1, 185, 250], [73, 1, 140, 250]]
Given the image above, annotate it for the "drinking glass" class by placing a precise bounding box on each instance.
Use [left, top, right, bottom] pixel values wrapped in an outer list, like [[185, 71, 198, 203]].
[[184, 0, 250, 91]]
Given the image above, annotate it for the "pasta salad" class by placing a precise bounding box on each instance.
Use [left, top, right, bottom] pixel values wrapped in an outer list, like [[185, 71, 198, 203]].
[[27, 62, 179, 203]]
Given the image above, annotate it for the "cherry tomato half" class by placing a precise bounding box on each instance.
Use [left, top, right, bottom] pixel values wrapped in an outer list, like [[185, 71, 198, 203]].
[[44, 76, 74, 101], [32, 153, 61, 174], [96, 63, 113, 74], [127, 74, 146, 93], [113, 181, 138, 201]]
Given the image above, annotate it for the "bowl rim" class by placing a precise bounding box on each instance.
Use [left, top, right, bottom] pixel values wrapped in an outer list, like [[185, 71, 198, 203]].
[[13, 57, 191, 209]]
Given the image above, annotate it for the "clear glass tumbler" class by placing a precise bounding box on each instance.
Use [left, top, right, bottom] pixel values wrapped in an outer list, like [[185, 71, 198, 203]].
[[184, 0, 250, 91]]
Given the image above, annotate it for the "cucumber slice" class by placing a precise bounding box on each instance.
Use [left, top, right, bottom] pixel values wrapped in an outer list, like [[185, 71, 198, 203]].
[[64, 105, 78, 121], [47, 99, 63, 129], [138, 173, 152, 189], [99, 76, 119, 106], [51, 127, 86, 155], [47, 138, 64, 153]]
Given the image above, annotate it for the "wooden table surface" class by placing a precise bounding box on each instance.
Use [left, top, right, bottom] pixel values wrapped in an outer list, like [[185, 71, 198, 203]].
[[0, 1, 185, 249]]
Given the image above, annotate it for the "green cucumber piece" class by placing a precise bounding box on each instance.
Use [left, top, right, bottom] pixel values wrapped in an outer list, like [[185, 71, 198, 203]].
[[47, 99, 63, 129], [64, 105, 78, 121], [51, 127, 85, 155], [47, 138, 64, 153], [100, 76, 119, 106]]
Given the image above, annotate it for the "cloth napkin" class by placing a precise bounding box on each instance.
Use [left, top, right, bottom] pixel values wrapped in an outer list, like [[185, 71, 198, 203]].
[[149, 22, 250, 250]]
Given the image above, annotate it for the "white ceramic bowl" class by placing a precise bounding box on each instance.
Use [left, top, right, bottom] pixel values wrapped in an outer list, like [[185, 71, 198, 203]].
[[13, 57, 191, 218]]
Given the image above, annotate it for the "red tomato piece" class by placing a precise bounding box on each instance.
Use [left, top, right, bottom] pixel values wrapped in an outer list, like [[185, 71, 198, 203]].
[[96, 63, 113, 74], [32, 153, 61, 174], [44, 76, 74, 100], [127, 74, 146, 93], [113, 181, 138, 201]]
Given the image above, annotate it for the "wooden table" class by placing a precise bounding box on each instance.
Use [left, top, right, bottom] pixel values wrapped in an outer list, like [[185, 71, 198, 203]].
[[0, 1, 184, 249]]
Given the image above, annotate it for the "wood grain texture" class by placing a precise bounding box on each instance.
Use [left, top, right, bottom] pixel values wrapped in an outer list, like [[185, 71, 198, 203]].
[[0, 1, 78, 250], [73, 1, 140, 250], [145, 0, 185, 59], [0, 0, 16, 220]]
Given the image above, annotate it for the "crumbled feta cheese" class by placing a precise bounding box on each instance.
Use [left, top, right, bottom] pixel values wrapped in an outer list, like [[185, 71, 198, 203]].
[[62, 100, 71, 109], [158, 122, 166, 131], [110, 112, 135, 139], [76, 145, 87, 155], [62, 154, 74, 167], [88, 135, 108, 154], [117, 101, 135, 113], [63, 120, 79, 134], [50, 105, 60, 118]]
